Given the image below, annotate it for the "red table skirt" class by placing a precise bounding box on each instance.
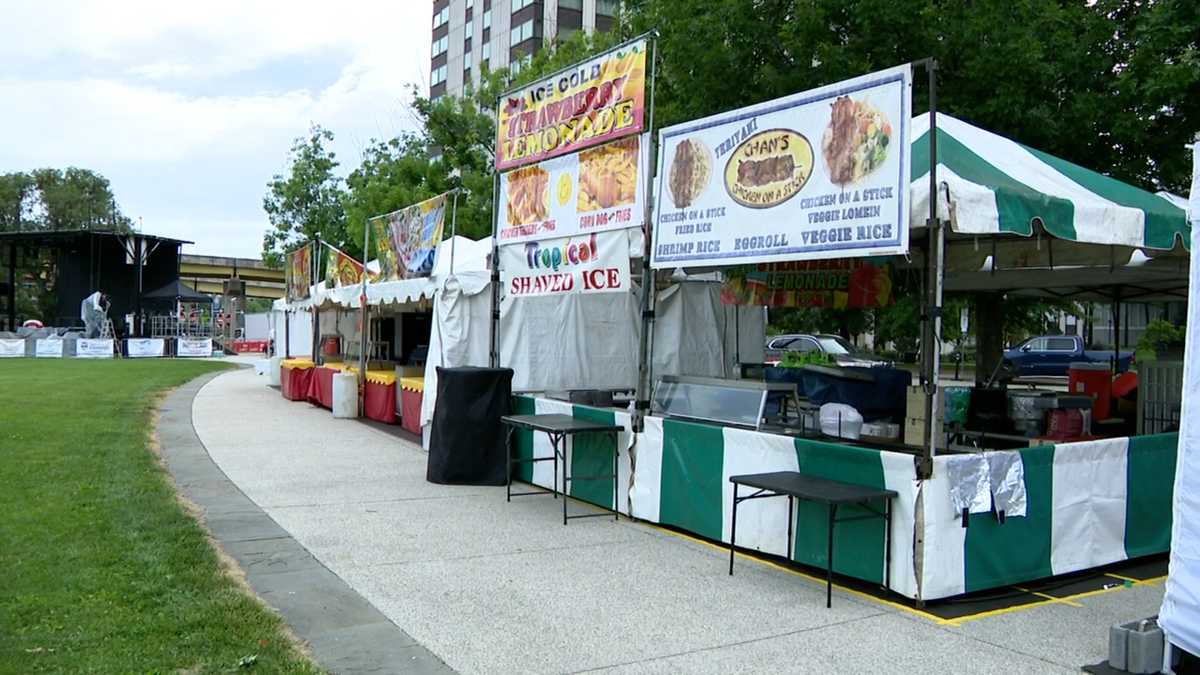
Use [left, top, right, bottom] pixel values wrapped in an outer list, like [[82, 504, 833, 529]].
[[401, 389, 423, 435], [364, 381, 396, 424], [307, 366, 338, 409], [281, 366, 313, 401]]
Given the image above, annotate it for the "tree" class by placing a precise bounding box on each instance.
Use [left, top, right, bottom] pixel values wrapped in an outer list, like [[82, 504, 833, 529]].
[[0, 168, 131, 232], [261, 125, 348, 266], [622, 0, 1196, 193]]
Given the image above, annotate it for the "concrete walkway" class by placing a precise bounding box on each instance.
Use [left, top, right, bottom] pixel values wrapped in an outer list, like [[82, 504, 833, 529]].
[[189, 367, 1166, 674]]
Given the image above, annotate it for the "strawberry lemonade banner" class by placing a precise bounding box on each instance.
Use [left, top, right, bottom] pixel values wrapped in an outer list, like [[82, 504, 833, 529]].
[[720, 259, 893, 309], [500, 230, 630, 297], [498, 134, 648, 245], [651, 65, 912, 269], [496, 38, 647, 171]]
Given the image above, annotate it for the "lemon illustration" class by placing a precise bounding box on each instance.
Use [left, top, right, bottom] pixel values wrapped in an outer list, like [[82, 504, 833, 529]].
[[557, 173, 573, 207]]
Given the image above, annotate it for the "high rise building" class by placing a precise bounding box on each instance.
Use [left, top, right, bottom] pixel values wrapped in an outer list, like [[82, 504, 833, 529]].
[[431, 0, 620, 100]]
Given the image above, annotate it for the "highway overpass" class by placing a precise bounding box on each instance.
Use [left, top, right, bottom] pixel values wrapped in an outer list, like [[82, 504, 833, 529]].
[[180, 254, 284, 299]]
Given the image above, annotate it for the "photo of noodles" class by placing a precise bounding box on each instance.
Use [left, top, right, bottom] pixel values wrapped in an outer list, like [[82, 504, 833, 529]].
[[506, 166, 550, 225], [668, 138, 712, 208], [578, 137, 639, 212], [821, 96, 893, 186]]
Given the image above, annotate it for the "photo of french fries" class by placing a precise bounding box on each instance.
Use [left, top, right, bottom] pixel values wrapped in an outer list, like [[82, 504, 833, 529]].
[[506, 166, 550, 225], [577, 136, 639, 212]]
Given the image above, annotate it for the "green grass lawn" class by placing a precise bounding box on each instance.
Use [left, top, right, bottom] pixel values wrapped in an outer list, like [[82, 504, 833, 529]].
[[0, 359, 322, 674]]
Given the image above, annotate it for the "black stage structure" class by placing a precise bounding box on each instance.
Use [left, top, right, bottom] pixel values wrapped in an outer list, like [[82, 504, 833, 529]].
[[0, 230, 190, 336]]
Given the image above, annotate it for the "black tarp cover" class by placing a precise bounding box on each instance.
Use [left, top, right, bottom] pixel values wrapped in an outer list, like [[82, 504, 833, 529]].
[[427, 367, 514, 485], [142, 280, 212, 304]]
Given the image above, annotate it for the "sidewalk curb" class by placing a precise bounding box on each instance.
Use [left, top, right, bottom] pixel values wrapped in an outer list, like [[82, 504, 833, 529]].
[[158, 370, 456, 675]]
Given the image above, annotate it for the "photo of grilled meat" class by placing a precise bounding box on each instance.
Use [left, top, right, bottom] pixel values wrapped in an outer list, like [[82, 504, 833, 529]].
[[668, 138, 712, 208], [823, 96, 859, 186], [736, 154, 795, 187], [822, 95, 892, 187]]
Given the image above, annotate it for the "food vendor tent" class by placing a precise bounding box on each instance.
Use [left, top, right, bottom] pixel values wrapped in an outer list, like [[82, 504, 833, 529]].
[[419, 234, 766, 430], [907, 113, 1189, 302], [1160, 145, 1199, 657], [910, 112, 1189, 252]]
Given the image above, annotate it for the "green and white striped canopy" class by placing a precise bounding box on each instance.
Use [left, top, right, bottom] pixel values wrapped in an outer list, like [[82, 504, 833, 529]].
[[910, 113, 1191, 252]]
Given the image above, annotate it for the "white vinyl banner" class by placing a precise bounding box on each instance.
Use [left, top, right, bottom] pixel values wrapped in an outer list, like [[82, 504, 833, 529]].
[[0, 338, 23, 357], [76, 339, 114, 358], [498, 134, 648, 245], [126, 338, 165, 358], [500, 230, 630, 297], [35, 338, 64, 358], [177, 337, 213, 357], [651, 64, 912, 268]]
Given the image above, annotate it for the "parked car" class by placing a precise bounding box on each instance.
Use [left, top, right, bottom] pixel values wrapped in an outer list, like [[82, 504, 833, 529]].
[[764, 333, 892, 368], [1002, 335, 1133, 377]]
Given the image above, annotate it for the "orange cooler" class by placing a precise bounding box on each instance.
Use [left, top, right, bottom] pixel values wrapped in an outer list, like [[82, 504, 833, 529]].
[[1068, 362, 1112, 420]]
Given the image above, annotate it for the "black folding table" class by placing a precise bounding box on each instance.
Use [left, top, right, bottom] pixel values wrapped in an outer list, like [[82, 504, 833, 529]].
[[501, 414, 624, 525], [728, 471, 897, 608]]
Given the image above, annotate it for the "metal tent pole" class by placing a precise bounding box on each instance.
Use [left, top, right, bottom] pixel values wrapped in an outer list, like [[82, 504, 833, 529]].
[[489, 169, 501, 368], [633, 35, 659, 432], [920, 58, 941, 479], [449, 189, 459, 275], [359, 223, 371, 415], [312, 236, 322, 365]]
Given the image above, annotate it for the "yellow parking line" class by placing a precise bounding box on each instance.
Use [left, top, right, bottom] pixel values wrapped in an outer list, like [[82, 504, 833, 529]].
[[1014, 586, 1085, 608], [939, 596, 1067, 627], [636, 520, 960, 625], [596, 500, 1159, 626], [1105, 573, 1166, 586]]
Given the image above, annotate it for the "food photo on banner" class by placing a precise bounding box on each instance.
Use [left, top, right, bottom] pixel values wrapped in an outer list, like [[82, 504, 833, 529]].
[[325, 243, 365, 287], [369, 193, 447, 280], [500, 230, 630, 297], [496, 37, 647, 171], [286, 243, 312, 301], [720, 258, 893, 309], [651, 64, 912, 269], [498, 134, 649, 244]]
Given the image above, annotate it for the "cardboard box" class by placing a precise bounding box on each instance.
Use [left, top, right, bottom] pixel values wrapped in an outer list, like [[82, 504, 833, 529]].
[[905, 415, 946, 449], [907, 386, 930, 420]]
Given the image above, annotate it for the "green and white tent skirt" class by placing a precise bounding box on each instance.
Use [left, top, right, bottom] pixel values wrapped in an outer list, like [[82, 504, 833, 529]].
[[512, 396, 1177, 601]]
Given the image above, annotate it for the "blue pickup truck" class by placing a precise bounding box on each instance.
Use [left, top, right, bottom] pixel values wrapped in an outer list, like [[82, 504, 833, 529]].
[[1003, 335, 1133, 377]]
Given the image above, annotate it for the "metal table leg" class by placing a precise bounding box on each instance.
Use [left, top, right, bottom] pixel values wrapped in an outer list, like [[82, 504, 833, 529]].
[[786, 495, 794, 562], [729, 482, 738, 576], [555, 433, 567, 525], [827, 503, 838, 608], [884, 498, 892, 592], [552, 432, 559, 501], [612, 430, 619, 522], [505, 425, 513, 502]]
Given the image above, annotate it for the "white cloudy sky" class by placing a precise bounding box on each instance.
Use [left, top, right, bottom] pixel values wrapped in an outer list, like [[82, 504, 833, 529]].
[[1, 1, 432, 257]]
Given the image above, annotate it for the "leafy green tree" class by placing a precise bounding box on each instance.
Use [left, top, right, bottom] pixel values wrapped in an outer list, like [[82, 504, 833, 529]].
[[0, 168, 131, 232], [261, 125, 348, 266], [622, 0, 1196, 192]]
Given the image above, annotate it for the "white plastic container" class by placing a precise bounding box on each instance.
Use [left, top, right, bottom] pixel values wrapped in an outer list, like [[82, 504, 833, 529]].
[[268, 356, 283, 387], [819, 403, 864, 440], [332, 371, 358, 418]]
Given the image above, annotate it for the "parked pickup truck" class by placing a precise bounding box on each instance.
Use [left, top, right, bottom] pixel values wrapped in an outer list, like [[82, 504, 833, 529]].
[[1003, 335, 1133, 377]]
